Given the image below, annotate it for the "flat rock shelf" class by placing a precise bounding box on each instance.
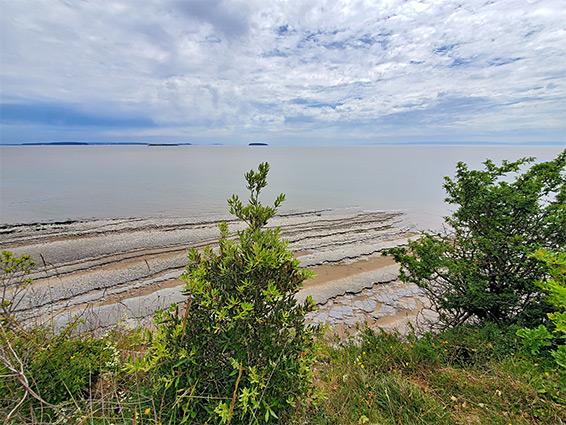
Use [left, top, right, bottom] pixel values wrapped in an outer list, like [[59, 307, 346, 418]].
[[1, 209, 435, 334]]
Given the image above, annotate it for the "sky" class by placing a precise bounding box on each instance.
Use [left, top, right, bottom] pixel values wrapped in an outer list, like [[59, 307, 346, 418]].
[[0, 0, 565, 146]]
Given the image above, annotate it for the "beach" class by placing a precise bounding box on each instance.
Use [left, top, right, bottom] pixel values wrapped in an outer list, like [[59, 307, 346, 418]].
[[1, 209, 435, 334]]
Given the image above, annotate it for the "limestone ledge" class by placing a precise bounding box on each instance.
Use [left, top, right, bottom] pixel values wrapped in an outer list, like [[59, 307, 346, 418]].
[[1, 209, 425, 331]]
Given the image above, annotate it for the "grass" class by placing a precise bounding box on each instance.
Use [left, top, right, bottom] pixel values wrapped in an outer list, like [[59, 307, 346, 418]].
[[289, 324, 566, 425], [2, 322, 565, 424]]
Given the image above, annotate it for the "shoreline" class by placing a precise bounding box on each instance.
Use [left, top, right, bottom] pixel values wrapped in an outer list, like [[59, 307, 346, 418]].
[[1, 209, 431, 333]]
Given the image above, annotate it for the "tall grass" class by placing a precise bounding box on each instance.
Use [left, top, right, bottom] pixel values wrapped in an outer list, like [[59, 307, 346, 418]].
[[289, 325, 566, 425]]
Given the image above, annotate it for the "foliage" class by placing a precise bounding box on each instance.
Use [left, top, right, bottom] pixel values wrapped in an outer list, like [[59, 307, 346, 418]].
[[31, 322, 117, 404], [518, 249, 566, 368], [141, 163, 319, 424], [227, 162, 286, 232], [0, 251, 131, 423], [0, 318, 119, 422], [0, 250, 35, 327], [384, 151, 566, 327]]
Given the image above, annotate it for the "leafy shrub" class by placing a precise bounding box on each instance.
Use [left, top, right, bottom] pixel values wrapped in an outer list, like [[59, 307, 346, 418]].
[[1, 319, 117, 418], [518, 249, 566, 368], [143, 163, 319, 424], [384, 151, 566, 327], [436, 322, 519, 367], [0, 250, 35, 326], [1, 251, 121, 422], [30, 322, 116, 404]]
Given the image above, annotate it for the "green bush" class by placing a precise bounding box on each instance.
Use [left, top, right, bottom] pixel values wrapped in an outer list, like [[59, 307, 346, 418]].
[[30, 322, 116, 404], [384, 151, 566, 327], [1, 319, 118, 422], [0, 250, 35, 326], [142, 163, 319, 424], [1, 251, 122, 422], [518, 249, 566, 368]]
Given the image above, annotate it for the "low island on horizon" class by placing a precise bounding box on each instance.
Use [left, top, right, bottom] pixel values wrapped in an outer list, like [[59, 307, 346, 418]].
[[18, 142, 192, 146]]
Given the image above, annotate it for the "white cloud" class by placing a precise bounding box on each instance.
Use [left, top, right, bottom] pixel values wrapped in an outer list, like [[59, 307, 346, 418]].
[[0, 0, 564, 144]]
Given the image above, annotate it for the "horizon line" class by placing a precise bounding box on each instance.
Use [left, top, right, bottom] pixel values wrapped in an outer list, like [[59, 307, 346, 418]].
[[1, 141, 565, 147]]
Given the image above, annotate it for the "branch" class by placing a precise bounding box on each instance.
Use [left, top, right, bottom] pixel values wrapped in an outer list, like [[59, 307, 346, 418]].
[[0, 327, 70, 422], [227, 362, 243, 424]]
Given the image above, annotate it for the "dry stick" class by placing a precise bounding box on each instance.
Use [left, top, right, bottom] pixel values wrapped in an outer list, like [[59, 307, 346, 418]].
[[76, 410, 96, 425], [227, 363, 244, 424], [39, 252, 64, 328], [89, 363, 94, 425], [4, 384, 27, 425], [179, 383, 197, 423], [40, 253, 62, 280], [144, 259, 151, 274]]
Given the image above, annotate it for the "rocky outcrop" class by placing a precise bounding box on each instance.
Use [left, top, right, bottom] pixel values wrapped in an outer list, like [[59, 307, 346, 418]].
[[1, 210, 430, 332]]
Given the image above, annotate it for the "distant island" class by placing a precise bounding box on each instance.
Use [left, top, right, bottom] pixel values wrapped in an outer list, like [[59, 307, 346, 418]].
[[148, 143, 185, 147], [249, 142, 268, 146], [18, 142, 191, 146], [23, 142, 90, 146]]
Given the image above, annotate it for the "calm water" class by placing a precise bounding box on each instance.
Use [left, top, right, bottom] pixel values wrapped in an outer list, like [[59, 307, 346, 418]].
[[1, 145, 563, 229]]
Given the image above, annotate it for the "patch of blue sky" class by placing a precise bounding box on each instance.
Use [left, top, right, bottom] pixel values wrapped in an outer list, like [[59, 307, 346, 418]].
[[322, 41, 346, 50], [277, 24, 294, 36], [290, 99, 309, 105], [261, 49, 289, 58], [450, 57, 473, 68], [524, 28, 542, 38], [0, 103, 156, 129], [489, 96, 546, 108], [297, 28, 343, 48], [296, 29, 390, 51], [306, 102, 344, 109], [433, 44, 460, 56], [488, 57, 523, 67]]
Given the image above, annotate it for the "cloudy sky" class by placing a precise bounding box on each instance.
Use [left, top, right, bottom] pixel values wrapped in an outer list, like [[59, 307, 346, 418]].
[[1, 0, 564, 145]]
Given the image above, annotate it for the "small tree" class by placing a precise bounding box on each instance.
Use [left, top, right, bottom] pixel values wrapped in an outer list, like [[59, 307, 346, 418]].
[[144, 163, 318, 424], [384, 150, 566, 327]]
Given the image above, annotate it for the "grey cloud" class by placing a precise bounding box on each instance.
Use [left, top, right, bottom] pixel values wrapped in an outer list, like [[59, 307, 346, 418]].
[[132, 22, 176, 50], [170, 0, 250, 39], [284, 114, 316, 125]]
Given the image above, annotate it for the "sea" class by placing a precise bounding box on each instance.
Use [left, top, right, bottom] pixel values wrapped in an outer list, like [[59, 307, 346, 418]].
[[1, 145, 563, 230]]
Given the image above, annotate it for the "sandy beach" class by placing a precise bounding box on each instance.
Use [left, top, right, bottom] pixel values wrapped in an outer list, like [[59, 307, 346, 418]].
[[1, 209, 434, 334]]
